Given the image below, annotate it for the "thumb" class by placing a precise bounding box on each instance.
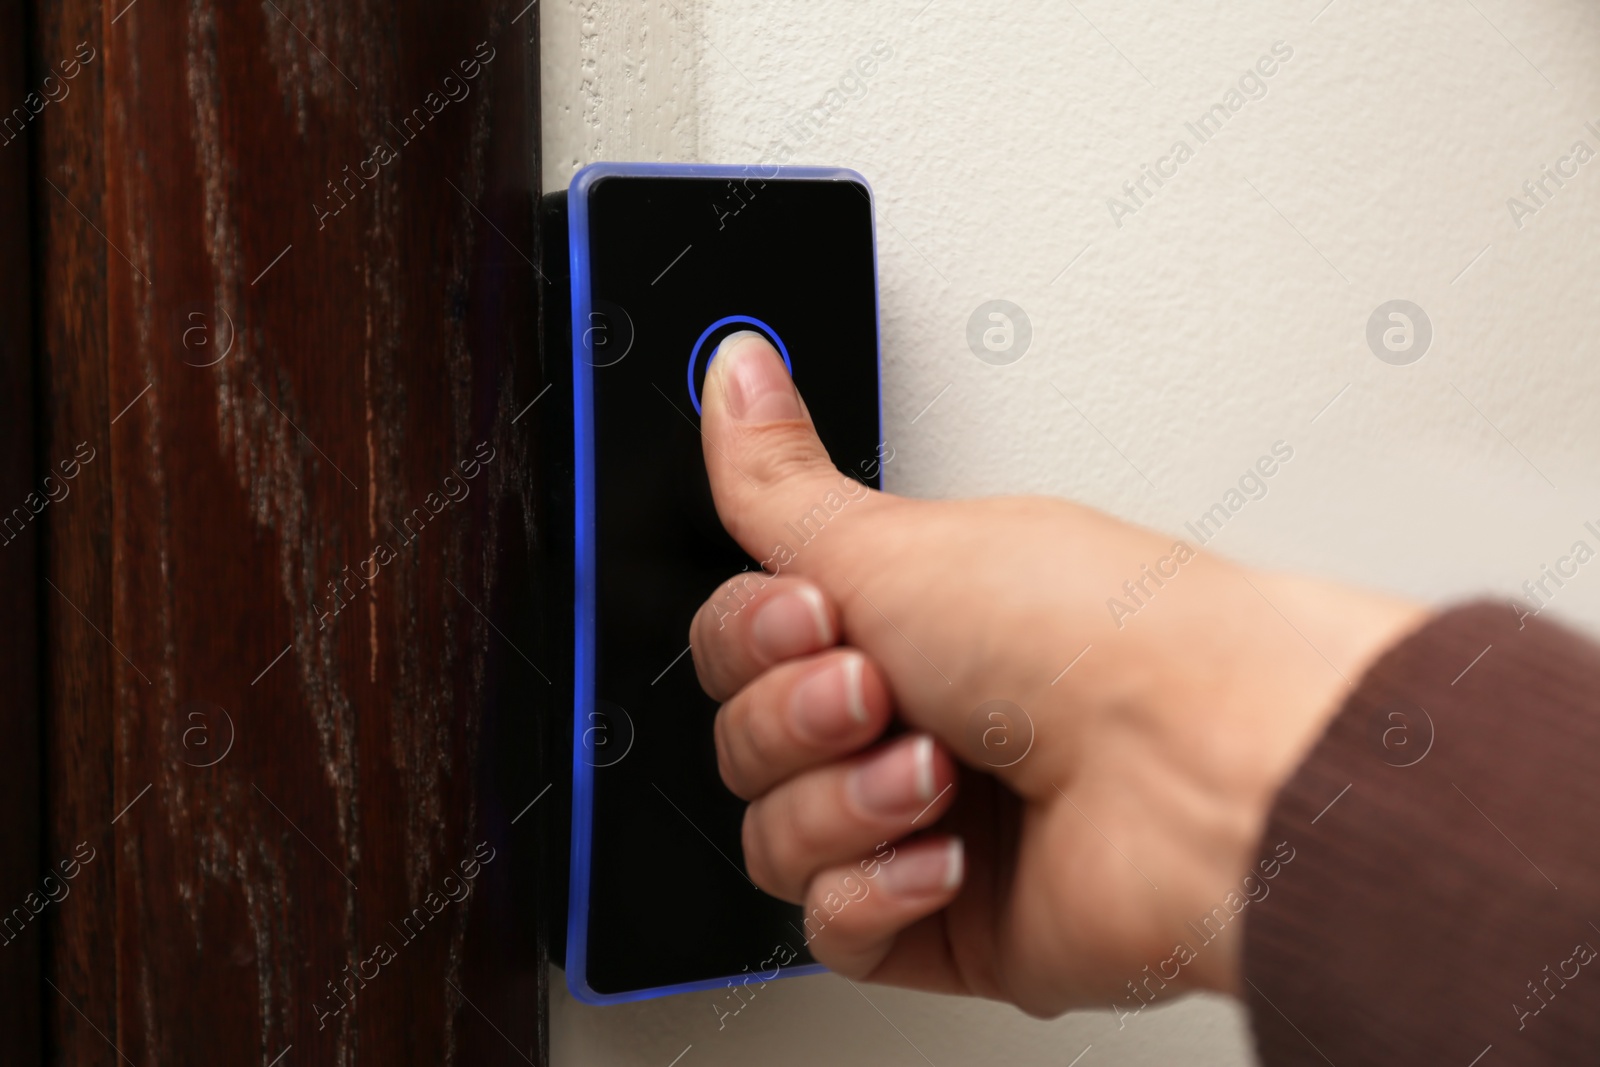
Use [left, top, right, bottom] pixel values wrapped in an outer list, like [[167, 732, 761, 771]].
[[700, 331, 875, 565]]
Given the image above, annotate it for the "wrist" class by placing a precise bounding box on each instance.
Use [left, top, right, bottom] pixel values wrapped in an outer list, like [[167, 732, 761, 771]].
[[1206, 569, 1430, 993], [1242, 569, 1431, 793]]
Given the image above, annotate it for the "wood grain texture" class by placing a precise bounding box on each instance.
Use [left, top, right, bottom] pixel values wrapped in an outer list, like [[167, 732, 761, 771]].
[[31, 0, 118, 1063], [31, 1, 551, 1063]]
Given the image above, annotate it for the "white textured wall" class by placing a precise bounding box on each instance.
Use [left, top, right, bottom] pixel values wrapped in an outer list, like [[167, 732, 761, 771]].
[[541, 2, 1600, 1063]]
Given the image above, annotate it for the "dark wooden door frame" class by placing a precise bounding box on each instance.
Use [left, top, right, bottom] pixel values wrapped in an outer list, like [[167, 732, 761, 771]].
[[7, 2, 554, 1063]]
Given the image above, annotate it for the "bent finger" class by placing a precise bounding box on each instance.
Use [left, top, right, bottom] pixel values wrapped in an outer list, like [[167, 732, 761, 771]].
[[742, 734, 958, 902], [691, 572, 837, 702], [715, 648, 893, 801], [797, 836, 965, 980]]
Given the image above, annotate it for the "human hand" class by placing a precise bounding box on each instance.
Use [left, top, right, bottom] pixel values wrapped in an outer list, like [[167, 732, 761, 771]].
[[689, 332, 1426, 1016]]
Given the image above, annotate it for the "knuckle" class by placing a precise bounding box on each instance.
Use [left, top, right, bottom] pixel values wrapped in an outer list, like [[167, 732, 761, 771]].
[[690, 642, 719, 699], [777, 784, 833, 868], [747, 791, 816, 902], [689, 617, 728, 699], [712, 705, 746, 798], [799, 883, 865, 967], [690, 572, 780, 701], [741, 806, 781, 896], [740, 687, 791, 781], [718, 710, 763, 802]]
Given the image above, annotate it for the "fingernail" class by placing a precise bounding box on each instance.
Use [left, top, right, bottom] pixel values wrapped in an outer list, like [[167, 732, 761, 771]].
[[751, 585, 833, 662], [790, 652, 870, 743], [880, 838, 964, 898], [714, 331, 801, 421], [850, 735, 938, 817]]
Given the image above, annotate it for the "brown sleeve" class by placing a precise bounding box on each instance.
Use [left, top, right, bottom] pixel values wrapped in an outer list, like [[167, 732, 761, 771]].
[[1243, 601, 1600, 1066]]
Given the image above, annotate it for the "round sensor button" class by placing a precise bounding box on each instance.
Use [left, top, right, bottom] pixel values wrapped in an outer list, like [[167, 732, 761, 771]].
[[687, 315, 792, 415]]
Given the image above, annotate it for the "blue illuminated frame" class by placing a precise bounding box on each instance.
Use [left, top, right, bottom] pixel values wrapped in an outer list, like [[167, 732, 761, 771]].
[[566, 161, 884, 1005]]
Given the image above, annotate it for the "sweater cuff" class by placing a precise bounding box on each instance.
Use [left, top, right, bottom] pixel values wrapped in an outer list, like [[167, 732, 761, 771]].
[[1243, 601, 1600, 1066]]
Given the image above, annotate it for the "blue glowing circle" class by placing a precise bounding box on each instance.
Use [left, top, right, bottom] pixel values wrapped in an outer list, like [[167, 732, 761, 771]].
[[687, 315, 792, 415]]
